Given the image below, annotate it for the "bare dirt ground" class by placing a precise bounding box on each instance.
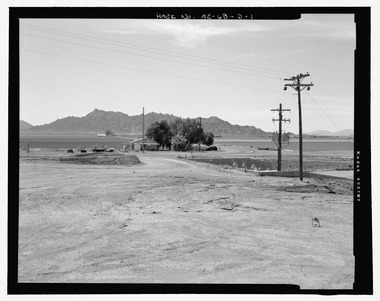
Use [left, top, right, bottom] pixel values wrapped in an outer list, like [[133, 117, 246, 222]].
[[18, 147, 354, 289]]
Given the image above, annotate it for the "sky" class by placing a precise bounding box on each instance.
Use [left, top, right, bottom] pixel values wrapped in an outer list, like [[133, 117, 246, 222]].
[[19, 13, 356, 133]]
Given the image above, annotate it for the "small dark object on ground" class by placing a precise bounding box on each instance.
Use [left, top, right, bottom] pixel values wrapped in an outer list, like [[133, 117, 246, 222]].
[[80, 149, 87, 153], [67, 149, 74, 153], [206, 146, 218, 151], [312, 217, 320, 227]]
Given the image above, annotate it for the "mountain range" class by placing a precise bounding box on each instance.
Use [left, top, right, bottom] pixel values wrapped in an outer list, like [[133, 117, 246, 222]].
[[21, 109, 269, 137], [307, 129, 354, 137], [20, 120, 33, 131]]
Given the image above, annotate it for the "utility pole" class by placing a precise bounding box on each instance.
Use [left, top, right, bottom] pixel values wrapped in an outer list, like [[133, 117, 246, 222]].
[[284, 73, 313, 181], [271, 103, 290, 171], [198, 117, 202, 152], [142, 107, 145, 152]]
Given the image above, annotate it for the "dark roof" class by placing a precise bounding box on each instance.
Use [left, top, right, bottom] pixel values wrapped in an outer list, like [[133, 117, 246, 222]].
[[130, 138, 159, 145]]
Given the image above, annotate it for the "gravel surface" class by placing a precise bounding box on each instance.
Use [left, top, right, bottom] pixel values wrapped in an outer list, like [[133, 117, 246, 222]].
[[18, 148, 354, 288]]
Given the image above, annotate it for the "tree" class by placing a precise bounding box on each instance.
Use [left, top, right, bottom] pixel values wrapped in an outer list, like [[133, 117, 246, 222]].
[[202, 132, 214, 146], [169, 117, 206, 151], [171, 134, 187, 151], [169, 118, 183, 137], [182, 118, 203, 146], [146, 120, 172, 149], [105, 130, 114, 136]]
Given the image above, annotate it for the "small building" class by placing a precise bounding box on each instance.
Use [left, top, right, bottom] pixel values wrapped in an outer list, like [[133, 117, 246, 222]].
[[130, 138, 159, 151], [97, 133, 106, 137]]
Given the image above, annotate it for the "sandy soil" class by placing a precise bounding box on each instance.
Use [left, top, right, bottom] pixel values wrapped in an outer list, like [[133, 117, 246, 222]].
[[18, 148, 354, 289]]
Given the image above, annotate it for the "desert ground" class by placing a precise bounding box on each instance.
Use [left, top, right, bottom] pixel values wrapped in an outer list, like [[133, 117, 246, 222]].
[[18, 145, 354, 289]]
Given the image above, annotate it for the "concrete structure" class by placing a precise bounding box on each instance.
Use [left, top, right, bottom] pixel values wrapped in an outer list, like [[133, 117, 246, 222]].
[[256, 170, 353, 180]]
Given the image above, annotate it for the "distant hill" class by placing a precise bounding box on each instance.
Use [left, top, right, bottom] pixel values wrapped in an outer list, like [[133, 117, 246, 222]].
[[309, 129, 353, 137], [202, 116, 268, 137], [20, 120, 33, 131], [21, 109, 269, 137]]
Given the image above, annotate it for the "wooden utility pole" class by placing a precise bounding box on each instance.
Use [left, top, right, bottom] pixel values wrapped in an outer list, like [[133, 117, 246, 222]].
[[142, 107, 145, 152], [198, 117, 202, 152], [271, 103, 290, 171], [284, 73, 313, 180]]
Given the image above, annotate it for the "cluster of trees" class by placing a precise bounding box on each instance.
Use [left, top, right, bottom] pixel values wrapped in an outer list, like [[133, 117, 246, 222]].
[[146, 118, 214, 151]]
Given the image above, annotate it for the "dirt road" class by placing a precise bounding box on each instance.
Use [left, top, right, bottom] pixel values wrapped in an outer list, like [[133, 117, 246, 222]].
[[18, 151, 354, 288]]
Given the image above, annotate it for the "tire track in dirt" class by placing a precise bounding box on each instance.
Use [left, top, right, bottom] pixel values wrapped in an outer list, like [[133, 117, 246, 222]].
[[18, 152, 353, 286]]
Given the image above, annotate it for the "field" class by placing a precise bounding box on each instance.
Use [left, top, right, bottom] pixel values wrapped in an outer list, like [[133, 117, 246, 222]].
[[20, 134, 354, 152], [18, 139, 354, 289]]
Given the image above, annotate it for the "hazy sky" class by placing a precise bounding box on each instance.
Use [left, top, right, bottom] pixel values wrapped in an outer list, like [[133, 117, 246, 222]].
[[19, 14, 355, 133]]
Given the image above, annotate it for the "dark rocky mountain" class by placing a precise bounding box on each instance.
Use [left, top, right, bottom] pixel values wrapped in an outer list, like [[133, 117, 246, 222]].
[[22, 109, 269, 137]]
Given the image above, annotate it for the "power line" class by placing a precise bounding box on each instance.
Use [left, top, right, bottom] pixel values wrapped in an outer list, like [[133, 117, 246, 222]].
[[305, 91, 342, 132], [20, 32, 281, 80], [20, 22, 290, 77], [22, 82, 167, 117], [21, 48, 286, 94], [21, 22, 289, 76], [21, 85, 120, 110]]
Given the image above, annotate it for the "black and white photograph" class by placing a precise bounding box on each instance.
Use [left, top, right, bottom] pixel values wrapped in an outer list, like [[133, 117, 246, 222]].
[[6, 3, 373, 296]]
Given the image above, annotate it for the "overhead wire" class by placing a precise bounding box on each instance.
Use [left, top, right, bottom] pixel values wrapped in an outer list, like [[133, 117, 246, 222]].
[[276, 78, 293, 133], [21, 48, 286, 94], [20, 32, 281, 80], [20, 22, 300, 124], [20, 22, 291, 77], [305, 90, 342, 132], [20, 22, 289, 76], [22, 81, 131, 112], [22, 86, 89, 106], [22, 86, 143, 117]]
